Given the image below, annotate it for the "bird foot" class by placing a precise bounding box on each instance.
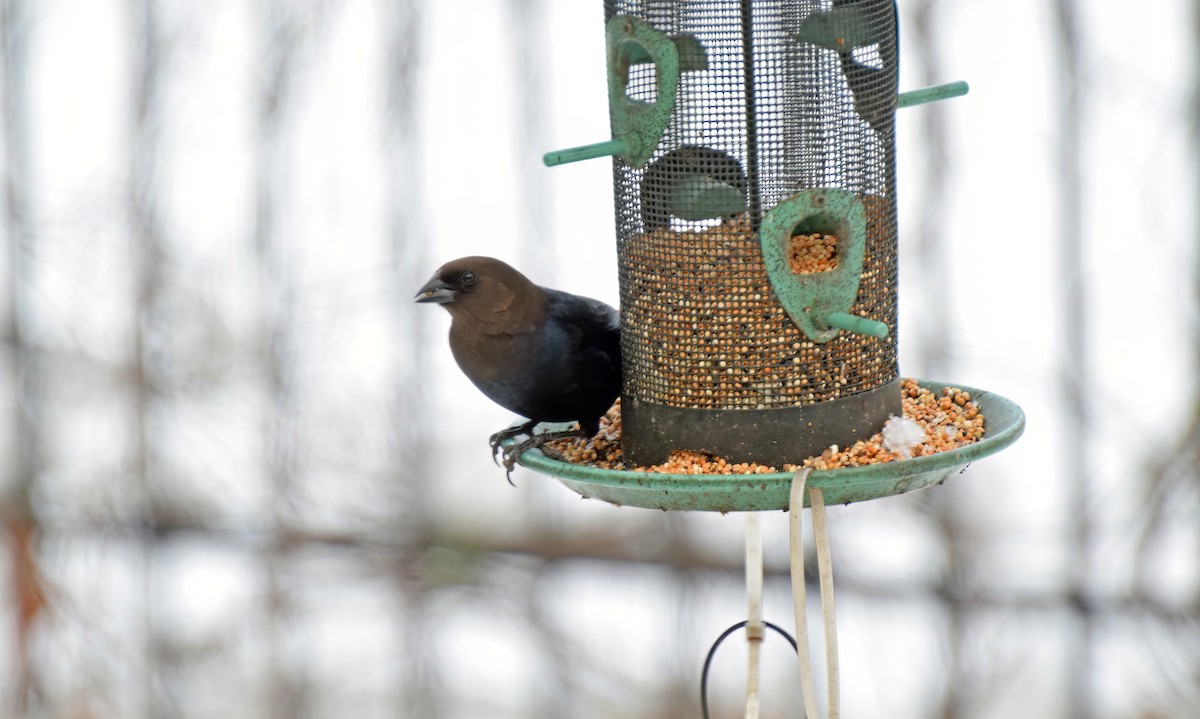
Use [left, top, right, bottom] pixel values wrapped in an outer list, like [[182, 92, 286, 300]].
[[538, 445, 568, 462], [488, 421, 537, 467], [496, 428, 585, 486]]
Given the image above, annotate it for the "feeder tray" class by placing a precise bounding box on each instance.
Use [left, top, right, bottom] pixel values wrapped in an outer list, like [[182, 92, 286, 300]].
[[508, 381, 1024, 513]]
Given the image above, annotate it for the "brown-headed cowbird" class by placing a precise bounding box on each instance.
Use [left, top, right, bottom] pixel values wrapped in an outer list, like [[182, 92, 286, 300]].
[[415, 256, 621, 483]]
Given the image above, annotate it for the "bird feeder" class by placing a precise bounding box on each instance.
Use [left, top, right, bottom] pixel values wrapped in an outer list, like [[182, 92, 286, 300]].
[[529, 0, 1020, 511], [527, 4, 1026, 714]]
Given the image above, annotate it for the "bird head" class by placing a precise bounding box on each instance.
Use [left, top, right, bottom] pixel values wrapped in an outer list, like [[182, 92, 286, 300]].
[[414, 261, 476, 306], [414, 256, 542, 322]]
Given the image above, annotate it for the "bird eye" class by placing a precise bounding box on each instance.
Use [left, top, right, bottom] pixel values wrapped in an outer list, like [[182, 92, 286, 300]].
[[461, 271, 477, 286]]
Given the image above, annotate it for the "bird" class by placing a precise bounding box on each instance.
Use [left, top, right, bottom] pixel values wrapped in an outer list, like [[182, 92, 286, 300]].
[[415, 256, 622, 483]]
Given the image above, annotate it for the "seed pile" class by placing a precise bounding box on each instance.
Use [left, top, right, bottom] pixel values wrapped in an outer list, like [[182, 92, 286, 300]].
[[797, 379, 983, 471], [619, 209, 895, 411], [543, 379, 984, 474], [788, 232, 839, 274]]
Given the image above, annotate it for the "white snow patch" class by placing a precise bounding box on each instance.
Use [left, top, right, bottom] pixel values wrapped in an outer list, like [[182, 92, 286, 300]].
[[882, 415, 927, 459]]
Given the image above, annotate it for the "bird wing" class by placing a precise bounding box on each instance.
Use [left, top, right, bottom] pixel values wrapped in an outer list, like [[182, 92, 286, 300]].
[[528, 288, 622, 431], [543, 288, 621, 370]]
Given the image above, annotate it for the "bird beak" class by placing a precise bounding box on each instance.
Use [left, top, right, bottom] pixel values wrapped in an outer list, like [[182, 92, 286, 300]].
[[414, 275, 455, 304]]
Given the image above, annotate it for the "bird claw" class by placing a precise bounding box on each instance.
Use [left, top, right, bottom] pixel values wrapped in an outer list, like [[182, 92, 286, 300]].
[[493, 427, 586, 486], [539, 445, 567, 462], [497, 435, 541, 486], [499, 446, 522, 486], [488, 422, 536, 468]]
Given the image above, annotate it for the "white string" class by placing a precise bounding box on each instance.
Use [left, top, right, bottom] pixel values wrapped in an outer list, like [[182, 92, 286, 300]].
[[789, 469, 821, 719], [790, 469, 842, 719], [810, 487, 840, 719], [744, 513, 764, 719]]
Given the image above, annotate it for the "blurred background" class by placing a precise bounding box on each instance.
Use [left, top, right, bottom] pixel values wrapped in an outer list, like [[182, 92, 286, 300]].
[[0, 0, 1197, 717]]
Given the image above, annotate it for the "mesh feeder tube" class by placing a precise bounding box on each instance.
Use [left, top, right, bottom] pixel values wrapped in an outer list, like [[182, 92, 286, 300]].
[[553, 1, 905, 466]]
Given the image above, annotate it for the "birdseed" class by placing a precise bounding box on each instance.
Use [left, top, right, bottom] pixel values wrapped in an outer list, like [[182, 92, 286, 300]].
[[543, 379, 984, 474], [618, 207, 895, 411], [788, 232, 839, 274]]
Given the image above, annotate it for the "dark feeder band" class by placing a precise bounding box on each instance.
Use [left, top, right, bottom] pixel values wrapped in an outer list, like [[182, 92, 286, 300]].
[[623, 378, 901, 467]]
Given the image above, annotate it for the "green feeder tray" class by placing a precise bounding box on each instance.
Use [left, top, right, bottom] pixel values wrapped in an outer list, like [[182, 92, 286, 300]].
[[508, 381, 1024, 512]]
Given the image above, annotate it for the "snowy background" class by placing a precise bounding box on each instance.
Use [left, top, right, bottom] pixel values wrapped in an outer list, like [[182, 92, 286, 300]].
[[0, 0, 1197, 717]]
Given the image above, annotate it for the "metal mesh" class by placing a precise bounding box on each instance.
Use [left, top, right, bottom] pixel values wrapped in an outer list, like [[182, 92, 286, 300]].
[[609, 0, 899, 413]]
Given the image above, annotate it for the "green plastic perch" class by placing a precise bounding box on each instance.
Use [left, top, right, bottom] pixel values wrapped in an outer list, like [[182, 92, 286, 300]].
[[544, 139, 633, 167], [824, 311, 888, 339], [544, 81, 970, 168], [897, 81, 969, 109]]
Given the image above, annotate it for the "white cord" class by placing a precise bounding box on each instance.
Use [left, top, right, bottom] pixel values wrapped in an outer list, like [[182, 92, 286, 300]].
[[810, 487, 840, 719], [789, 469, 842, 718], [789, 469, 822, 719], [744, 513, 764, 719]]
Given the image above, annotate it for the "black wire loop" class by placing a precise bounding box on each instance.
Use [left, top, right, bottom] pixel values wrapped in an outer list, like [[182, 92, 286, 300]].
[[700, 619, 800, 719]]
